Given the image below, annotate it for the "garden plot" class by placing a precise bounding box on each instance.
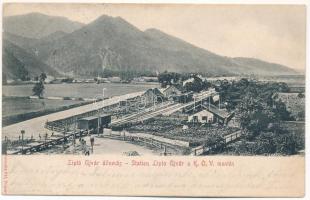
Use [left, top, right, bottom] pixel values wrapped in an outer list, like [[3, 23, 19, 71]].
[[127, 116, 240, 146]]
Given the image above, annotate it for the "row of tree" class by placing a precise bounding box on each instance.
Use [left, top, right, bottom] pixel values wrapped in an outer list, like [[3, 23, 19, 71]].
[[32, 73, 47, 98], [157, 71, 210, 92], [214, 78, 303, 155]]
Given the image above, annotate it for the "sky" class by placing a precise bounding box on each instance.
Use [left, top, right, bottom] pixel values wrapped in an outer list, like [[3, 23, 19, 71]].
[[3, 3, 306, 72]]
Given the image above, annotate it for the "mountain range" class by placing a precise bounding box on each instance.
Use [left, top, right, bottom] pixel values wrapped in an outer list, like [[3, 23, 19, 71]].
[[3, 12, 298, 80]]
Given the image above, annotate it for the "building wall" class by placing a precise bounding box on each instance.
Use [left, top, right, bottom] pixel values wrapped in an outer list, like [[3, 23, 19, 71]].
[[78, 120, 89, 130], [188, 110, 214, 123], [163, 86, 182, 98], [78, 119, 99, 130]]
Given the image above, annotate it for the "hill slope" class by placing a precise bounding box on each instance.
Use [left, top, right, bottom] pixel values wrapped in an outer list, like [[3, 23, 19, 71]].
[[3, 40, 60, 80], [4, 13, 297, 77], [3, 13, 83, 39]]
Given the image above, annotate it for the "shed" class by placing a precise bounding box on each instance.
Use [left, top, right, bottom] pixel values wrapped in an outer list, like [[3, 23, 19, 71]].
[[203, 104, 234, 125], [173, 92, 193, 103], [188, 109, 214, 124], [78, 116, 99, 130], [162, 85, 183, 98], [78, 114, 112, 131], [100, 114, 112, 128], [142, 88, 165, 103]]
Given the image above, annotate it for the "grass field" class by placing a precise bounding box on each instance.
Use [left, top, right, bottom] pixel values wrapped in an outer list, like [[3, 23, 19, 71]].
[[2, 96, 85, 118], [2, 82, 159, 99]]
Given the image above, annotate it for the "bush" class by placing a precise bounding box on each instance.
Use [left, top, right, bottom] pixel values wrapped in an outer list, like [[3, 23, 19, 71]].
[[227, 131, 304, 155]]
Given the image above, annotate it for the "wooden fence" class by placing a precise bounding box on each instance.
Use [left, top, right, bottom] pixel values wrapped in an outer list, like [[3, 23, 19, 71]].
[[108, 131, 190, 148], [190, 130, 242, 156], [102, 132, 183, 155], [9, 130, 92, 155]]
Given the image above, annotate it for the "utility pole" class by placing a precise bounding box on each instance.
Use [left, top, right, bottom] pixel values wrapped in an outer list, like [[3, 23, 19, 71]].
[[44, 132, 48, 149], [209, 96, 211, 110], [98, 88, 106, 136], [21, 130, 25, 154], [153, 91, 155, 111], [63, 130, 66, 150]]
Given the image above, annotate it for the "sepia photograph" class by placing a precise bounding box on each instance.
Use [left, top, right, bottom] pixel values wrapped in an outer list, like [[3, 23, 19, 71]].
[[1, 2, 307, 197]]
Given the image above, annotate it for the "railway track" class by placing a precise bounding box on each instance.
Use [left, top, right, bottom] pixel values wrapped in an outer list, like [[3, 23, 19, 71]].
[[111, 91, 216, 127]]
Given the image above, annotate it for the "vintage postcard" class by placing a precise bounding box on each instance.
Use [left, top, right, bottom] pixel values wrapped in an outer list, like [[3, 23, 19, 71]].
[[1, 2, 306, 197]]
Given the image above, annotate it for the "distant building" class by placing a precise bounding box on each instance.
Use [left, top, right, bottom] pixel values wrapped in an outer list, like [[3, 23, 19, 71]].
[[207, 76, 240, 84], [142, 88, 165, 104], [173, 92, 193, 103], [51, 77, 66, 84], [142, 76, 158, 82], [95, 77, 109, 83], [289, 86, 305, 93], [51, 77, 74, 84], [162, 85, 183, 99], [6, 79, 15, 84], [44, 76, 55, 84], [72, 79, 84, 83], [108, 77, 121, 83], [133, 76, 158, 82], [182, 78, 195, 86], [132, 77, 144, 82], [212, 94, 220, 103], [84, 79, 96, 83]]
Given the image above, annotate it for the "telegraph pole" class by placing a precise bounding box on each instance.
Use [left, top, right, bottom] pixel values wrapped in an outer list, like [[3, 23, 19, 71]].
[[209, 96, 211, 110], [98, 88, 106, 135], [44, 132, 48, 149], [21, 130, 25, 154]]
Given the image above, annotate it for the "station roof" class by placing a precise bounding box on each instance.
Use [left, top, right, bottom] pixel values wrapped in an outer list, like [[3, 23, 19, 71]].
[[100, 114, 111, 117], [202, 104, 233, 119], [79, 116, 99, 121], [79, 114, 111, 121]]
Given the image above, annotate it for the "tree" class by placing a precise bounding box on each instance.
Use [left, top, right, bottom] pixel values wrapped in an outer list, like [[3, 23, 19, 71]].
[[158, 71, 181, 88], [32, 81, 45, 98], [39, 73, 47, 82], [32, 73, 46, 98], [297, 93, 305, 98], [2, 74, 7, 85], [202, 79, 211, 90], [17, 65, 30, 81], [237, 95, 276, 139], [184, 75, 204, 93], [273, 100, 294, 121]]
